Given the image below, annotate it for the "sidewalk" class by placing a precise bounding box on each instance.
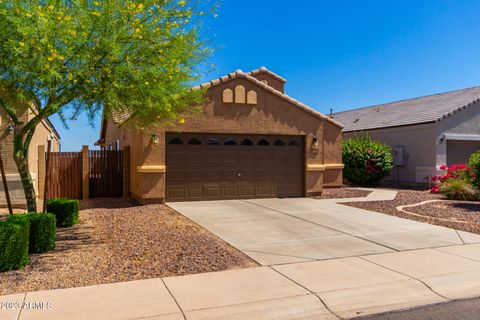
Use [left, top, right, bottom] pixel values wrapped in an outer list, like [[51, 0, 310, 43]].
[[3, 189, 480, 320], [3, 242, 480, 320]]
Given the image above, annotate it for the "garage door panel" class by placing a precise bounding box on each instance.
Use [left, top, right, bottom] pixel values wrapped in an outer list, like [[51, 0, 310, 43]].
[[239, 185, 255, 197], [167, 171, 184, 182], [222, 185, 238, 198], [187, 185, 203, 200], [167, 186, 185, 201], [256, 184, 275, 197], [186, 154, 202, 164], [166, 133, 304, 201], [184, 171, 202, 181], [203, 170, 222, 181], [205, 185, 222, 199]]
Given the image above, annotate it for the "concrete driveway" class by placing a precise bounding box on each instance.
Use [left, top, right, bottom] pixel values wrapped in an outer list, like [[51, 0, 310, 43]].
[[168, 192, 480, 266]]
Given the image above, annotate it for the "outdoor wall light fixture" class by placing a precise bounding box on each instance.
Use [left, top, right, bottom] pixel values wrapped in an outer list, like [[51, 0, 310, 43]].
[[6, 123, 15, 135], [150, 133, 158, 144], [312, 136, 319, 147]]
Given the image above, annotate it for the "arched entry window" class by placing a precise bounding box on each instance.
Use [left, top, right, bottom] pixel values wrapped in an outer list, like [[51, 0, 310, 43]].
[[273, 139, 286, 146]]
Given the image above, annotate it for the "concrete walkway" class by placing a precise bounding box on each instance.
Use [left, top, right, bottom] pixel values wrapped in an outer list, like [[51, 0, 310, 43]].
[[3, 189, 480, 319]]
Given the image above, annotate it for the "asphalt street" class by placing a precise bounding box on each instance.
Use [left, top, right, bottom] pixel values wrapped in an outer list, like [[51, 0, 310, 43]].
[[359, 298, 480, 320]]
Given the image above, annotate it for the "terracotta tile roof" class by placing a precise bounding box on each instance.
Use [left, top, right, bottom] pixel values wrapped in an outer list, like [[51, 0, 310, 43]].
[[247, 66, 287, 83], [194, 68, 343, 128], [333, 86, 480, 132]]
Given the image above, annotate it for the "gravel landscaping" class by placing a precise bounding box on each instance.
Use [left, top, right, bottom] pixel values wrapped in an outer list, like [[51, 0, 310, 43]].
[[315, 187, 372, 199], [0, 199, 256, 295], [343, 190, 480, 234]]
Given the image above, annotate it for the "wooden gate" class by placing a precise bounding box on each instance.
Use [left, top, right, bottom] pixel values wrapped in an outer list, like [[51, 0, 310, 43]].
[[89, 150, 123, 197], [47, 152, 83, 199]]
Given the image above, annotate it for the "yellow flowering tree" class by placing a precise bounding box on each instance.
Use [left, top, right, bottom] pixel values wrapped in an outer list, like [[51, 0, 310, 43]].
[[0, 0, 213, 212]]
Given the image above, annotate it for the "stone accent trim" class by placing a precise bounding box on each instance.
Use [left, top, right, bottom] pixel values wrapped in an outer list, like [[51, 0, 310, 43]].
[[137, 165, 166, 173], [306, 163, 345, 171]]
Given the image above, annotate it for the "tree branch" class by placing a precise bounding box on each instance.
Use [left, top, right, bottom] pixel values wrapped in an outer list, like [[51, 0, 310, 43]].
[[0, 97, 20, 124], [22, 126, 36, 156]]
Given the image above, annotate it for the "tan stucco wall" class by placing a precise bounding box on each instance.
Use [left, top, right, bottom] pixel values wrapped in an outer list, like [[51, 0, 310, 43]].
[[344, 122, 437, 183], [0, 105, 59, 207], [103, 76, 343, 202]]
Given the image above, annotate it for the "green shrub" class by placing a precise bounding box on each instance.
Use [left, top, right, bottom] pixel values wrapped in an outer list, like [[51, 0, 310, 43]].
[[469, 151, 480, 189], [0, 219, 29, 272], [342, 135, 393, 186], [9, 213, 56, 253], [46, 198, 79, 227], [439, 178, 478, 201]]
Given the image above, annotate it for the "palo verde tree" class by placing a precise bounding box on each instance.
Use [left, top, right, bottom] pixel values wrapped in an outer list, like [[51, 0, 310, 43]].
[[0, 0, 212, 212]]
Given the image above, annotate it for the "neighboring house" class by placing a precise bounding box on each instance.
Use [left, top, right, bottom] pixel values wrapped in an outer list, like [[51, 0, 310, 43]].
[[333, 86, 480, 184], [0, 105, 60, 207], [97, 67, 344, 203]]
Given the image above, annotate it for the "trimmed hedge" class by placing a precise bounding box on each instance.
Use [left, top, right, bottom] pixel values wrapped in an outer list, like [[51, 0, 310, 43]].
[[0, 219, 29, 272], [342, 135, 393, 186], [46, 198, 79, 227], [9, 213, 56, 253]]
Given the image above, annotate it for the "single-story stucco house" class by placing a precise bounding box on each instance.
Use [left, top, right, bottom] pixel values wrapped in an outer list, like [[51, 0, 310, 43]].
[[97, 67, 344, 203], [333, 86, 480, 184], [0, 105, 60, 207]]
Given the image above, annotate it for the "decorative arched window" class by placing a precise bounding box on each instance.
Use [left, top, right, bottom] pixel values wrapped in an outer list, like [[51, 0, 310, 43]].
[[207, 138, 220, 145], [273, 139, 286, 146], [188, 138, 202, 145], [168, 137, 183, 145], [247, 90, 257, 105], [222, 88, 233, 103], [289, 140, 301, 147], [241, 139, 254, 146], [223, 138, 237, 146], [235, 85, 246, 104], [257, 139, 270, 146]]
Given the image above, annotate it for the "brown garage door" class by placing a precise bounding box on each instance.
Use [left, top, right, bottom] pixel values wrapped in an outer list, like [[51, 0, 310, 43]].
[[166, 133, 304, 201]]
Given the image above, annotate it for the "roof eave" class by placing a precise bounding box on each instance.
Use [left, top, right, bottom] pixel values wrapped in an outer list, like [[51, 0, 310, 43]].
[[436, 98, 480, 122], [342, 120, 436, 132]]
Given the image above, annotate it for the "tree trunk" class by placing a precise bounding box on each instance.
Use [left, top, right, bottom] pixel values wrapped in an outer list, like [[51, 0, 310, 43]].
[[13, 150, 37, 212]]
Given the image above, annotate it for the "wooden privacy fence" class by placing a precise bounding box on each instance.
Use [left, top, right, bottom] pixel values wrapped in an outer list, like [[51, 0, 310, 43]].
[[89, 150, 123, 197], [47, 152, 83, 199], [42, 146, 128, 201]]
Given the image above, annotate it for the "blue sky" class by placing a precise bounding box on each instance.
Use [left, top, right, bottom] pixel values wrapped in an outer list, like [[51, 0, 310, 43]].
[[52, 0, 480, 151]]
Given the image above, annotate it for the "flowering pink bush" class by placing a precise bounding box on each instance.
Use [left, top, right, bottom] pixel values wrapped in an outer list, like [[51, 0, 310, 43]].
[[431, 164, 472, 186], [431, 164, 478, 200]]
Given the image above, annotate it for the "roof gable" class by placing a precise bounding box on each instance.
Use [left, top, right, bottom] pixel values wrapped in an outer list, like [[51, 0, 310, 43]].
[[195, 68, 343, 128], [333, 86, 480, 132], [100, 67, 343, 142]]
